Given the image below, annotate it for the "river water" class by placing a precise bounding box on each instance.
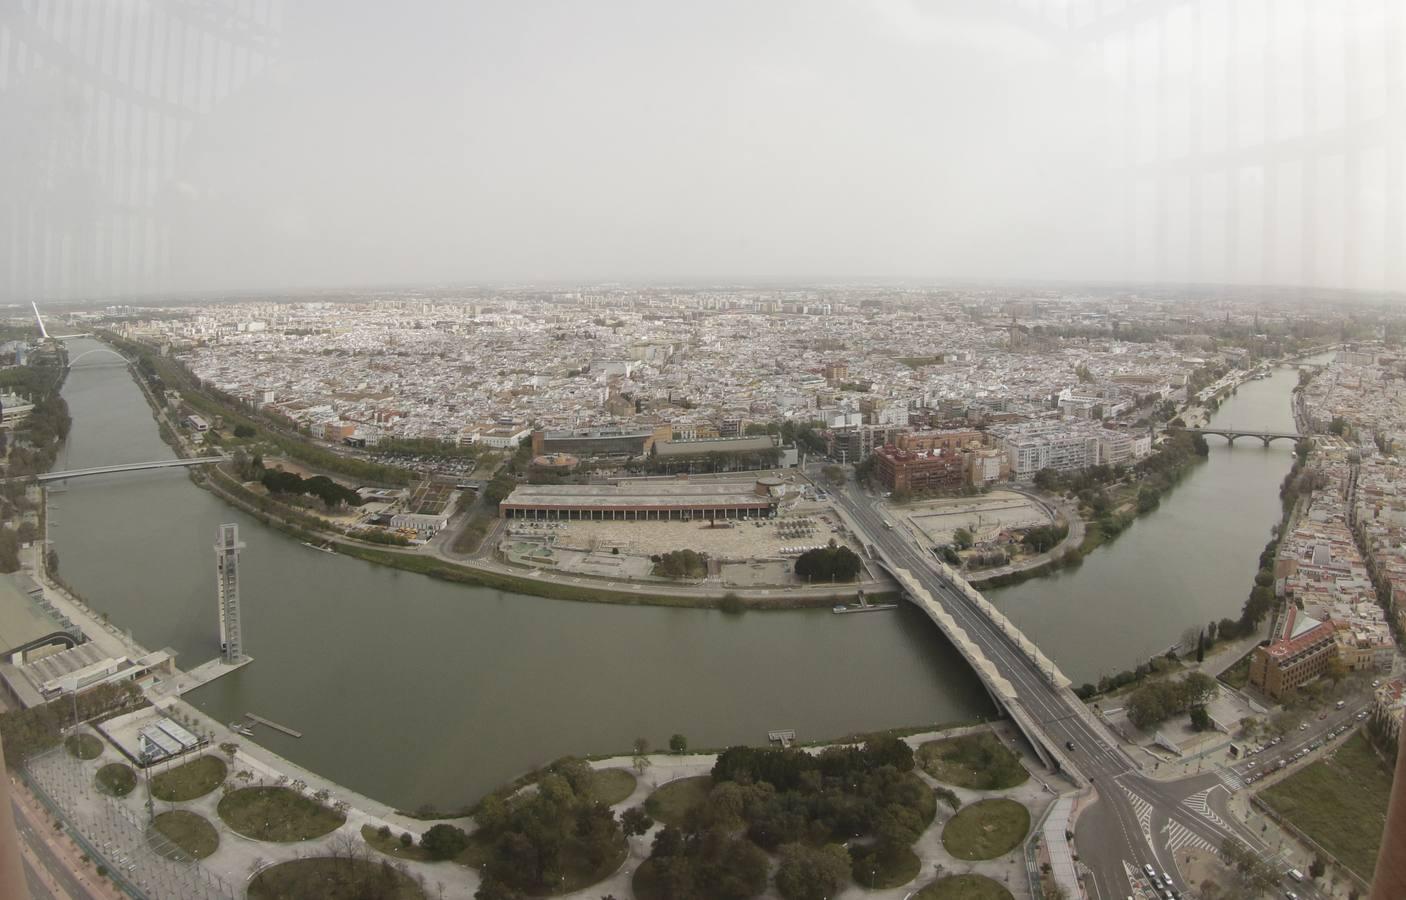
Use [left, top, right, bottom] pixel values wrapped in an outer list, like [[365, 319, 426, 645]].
[[988, 365, 1304, 685], [49, 340, 990, 810], [48, 341, 1307, 809]]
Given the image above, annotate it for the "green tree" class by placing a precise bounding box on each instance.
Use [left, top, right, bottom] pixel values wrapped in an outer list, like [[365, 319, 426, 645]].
[[420, 823, 469, 860], [774, 843, 851, 900], [1189, 705, 1212, 732], [620, 806, 653, 837], [952, 528, 974, 550], [669, 733, 688, 754]]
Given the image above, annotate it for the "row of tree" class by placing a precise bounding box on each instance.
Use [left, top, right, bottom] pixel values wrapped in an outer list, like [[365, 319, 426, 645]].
[[260, 469, 363, 510]]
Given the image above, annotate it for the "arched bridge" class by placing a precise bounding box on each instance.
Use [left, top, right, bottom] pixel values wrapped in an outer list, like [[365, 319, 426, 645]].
[[65, 348, 135, 370], [1170, 426, 1301, 447], [33, 457, 228, 483]]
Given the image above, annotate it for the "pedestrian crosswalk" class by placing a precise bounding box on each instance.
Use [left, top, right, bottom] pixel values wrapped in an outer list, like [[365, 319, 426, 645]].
[[1181, 787, 1232, 831], [1121, 784, 1154, 843], [1165, 818, 1217, 854], [1215, 766, 1245, 792]]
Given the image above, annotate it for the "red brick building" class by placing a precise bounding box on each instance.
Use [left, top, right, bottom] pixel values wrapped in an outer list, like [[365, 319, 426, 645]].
[[873, 446, 967, 493], [1247, 611, 1339, 700]]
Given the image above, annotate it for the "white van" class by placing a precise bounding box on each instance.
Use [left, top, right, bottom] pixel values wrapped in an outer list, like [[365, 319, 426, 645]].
[[1287, 868, 1304, 882]]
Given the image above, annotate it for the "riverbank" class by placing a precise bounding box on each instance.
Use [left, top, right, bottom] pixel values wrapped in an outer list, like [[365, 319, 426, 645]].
[[114, 335, 904, 610]]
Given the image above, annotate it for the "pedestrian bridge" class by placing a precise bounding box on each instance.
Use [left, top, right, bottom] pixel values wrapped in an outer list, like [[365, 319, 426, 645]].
[[34, 457, 229, 483], [1170, 425, 1301, 446]]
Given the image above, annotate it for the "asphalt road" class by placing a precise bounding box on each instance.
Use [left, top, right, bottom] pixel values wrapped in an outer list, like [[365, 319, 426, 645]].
[[830, 472, 1326, 900]]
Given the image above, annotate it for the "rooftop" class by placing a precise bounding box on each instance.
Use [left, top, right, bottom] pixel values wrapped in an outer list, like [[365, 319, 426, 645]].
[[0, 574, 77, 657], [503, 481, 772, 509]]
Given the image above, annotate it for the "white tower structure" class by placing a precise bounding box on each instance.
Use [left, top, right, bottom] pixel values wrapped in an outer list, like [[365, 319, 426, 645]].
[[215, 524, 245, 663]]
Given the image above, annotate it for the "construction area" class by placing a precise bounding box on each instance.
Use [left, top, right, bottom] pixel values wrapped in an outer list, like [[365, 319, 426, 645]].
[[902, 490, 1054, 546], [547, 513, 850, 560]]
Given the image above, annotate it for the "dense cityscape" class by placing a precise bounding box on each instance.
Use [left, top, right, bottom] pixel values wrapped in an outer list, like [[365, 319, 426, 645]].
[[1, 0, 1404, 898]]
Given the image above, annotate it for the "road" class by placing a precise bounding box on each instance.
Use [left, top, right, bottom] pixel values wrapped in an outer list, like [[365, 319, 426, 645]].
[[830, 472, 1326, 900]]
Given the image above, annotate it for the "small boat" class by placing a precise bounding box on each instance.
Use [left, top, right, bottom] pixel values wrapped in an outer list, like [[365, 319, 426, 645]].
[[301, 541, 336, 554]]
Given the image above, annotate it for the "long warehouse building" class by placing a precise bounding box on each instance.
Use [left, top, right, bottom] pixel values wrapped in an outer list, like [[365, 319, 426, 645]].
[[500, 479, 781, 520]]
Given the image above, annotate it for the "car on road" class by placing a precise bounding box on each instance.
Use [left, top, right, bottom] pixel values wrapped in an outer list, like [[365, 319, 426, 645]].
[[1066, 740, 1076, 751], [1143, 864, 1155, 878]]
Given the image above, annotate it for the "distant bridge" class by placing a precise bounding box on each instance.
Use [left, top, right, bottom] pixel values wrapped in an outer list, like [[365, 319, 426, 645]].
[[65, 348, 134, 370], [1170, 426, 1301, 447], [35, 457, 228, 483]]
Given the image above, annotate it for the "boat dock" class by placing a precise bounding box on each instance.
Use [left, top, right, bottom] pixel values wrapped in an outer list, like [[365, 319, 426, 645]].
[[832, 589, 898, 614], [246, 713, 303, 738], [767, 729, 796, 748]]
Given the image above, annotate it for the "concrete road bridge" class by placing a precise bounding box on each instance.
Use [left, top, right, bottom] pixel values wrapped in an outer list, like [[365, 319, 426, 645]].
[[829, 479, 1313, 900], [31, 457, 228, 483], [1170, 425, 1302, 447]]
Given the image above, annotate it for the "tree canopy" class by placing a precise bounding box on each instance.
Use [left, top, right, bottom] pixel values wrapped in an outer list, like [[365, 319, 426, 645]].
[[794, 541, 862, 582]]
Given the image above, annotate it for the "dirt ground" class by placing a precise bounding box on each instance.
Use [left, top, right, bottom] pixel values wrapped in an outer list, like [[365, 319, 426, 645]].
[[551, 513, 857, 561], [903, 490, 1053, 545]]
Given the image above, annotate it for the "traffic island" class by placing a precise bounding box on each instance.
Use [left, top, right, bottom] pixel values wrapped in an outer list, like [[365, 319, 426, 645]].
[[643, 775, 712, 827], [940, 798, 1031, 860], [218, 785, 346, 842], [64, 732, 103, 760], [913, 872, 1014, 900], [587, 767, 637, 806], [247, 858, 426, 900], [150, 754, 227, 802], [95, 762, 137, 797], [148, 810, 219, 860], [917, 732, 1029, 791]]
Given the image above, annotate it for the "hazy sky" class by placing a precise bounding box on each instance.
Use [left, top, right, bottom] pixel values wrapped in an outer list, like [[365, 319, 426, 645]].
[[4, 0, 1402, 297]]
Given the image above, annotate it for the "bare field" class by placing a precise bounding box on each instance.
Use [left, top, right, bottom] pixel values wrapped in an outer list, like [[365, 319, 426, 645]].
[[903, 491, 1052, 545], [551, 513, 856, 561]]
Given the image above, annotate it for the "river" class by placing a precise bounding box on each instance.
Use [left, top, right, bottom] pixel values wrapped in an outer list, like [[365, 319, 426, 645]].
[[47, 342, 1309, 809], [987, 364, 1305, 685], [48, 339, 990, 810]]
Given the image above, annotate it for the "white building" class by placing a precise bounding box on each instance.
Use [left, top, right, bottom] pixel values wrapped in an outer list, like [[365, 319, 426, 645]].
[[994, 422, 1101, 479]]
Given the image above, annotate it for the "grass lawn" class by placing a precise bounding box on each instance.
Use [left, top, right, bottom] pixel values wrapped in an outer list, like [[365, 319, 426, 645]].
[[218, 786, 346, 842], [95, 763, 137, 797], [588, 767, 637, 806], [914, 873, 1015, 900], [149, 810, 219, 859], [1259, 731, 1392, 879], [361, 824, 432, 862], [557, 832, 628, 894], [917, 733, 1028, 791], [644, 775, 712, 827], [941, 799, 1030, 860], [1218, 651, 1254, 689], [248, 857, 426, 900], [64, 733, 103, 760], [150, 755, 227, 802], [852, 844, 921, 888]]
